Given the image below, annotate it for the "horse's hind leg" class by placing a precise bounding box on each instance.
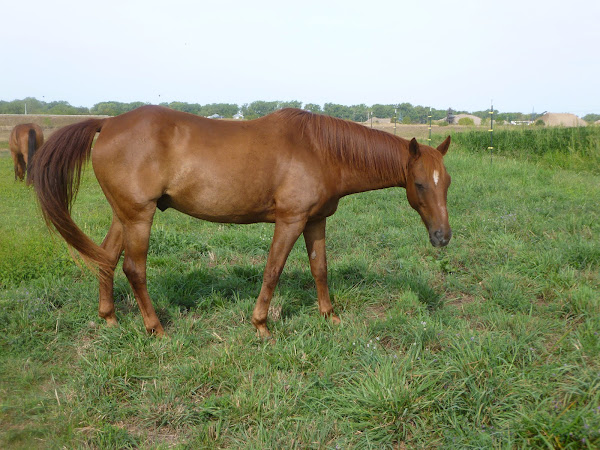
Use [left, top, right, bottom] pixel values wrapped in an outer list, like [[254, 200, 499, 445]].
[[17, 153, 26, 181], [10, 152, 19, 181], [121, 207, 164, 335], [11, 152, 25, 181], [98, 217, 124, 326]]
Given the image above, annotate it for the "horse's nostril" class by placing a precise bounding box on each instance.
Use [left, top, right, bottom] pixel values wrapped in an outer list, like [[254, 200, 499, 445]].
[[430, 229, 451, 247]]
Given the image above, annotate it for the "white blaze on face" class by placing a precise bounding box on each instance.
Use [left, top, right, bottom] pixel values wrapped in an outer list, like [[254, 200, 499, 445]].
[[433, 170, 440, 186]]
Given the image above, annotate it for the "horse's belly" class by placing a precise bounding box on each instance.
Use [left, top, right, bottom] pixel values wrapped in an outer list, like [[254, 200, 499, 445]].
[[177, 204, 276, 224], [162, 155, 328, 224], [166, 185, 277, 224]]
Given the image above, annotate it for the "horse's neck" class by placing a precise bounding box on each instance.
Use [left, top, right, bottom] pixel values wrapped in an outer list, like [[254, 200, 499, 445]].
[[336, 146, 409, 196]]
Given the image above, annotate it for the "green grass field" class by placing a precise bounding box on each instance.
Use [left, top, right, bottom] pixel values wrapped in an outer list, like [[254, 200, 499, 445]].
[[1, 129, 599, 448]]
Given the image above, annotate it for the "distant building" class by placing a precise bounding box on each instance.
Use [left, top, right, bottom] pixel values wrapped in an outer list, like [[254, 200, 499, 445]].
[[233, 113, 244, 120], [207, 114, 224, 119]]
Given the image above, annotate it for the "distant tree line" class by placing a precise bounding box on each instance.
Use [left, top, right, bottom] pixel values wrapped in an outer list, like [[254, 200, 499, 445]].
[[2, 97, 598, 125], [0, 97, 458, 124], [0, 97, 89, 115]]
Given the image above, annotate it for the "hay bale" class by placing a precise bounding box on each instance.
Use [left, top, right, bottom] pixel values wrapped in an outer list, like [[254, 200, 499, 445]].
[[450, 114, 482, 126], [538, 113, 586, 127]]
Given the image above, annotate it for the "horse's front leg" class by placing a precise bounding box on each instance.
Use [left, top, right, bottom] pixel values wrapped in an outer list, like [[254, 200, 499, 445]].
[[303, 218, 341, 324], [251, 217, 307, 338]]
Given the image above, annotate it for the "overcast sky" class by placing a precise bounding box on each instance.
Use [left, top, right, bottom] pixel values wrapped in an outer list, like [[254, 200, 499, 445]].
[[2, 0, 599, 115]]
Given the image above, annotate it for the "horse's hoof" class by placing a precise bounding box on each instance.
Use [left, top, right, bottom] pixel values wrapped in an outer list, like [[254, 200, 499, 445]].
[[147, 324, 165, 337], [261, 335, 276, 345], [322, 311, 341, 325], [252, 318, 273, 339], [257, 329, 273, 340], [104, 317, 119, 327], [330, 314, 341, 325]]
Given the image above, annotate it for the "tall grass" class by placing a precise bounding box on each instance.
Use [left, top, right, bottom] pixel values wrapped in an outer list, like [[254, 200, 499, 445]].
[[449, 125, 600, 173], [1, 134, 599, 448]]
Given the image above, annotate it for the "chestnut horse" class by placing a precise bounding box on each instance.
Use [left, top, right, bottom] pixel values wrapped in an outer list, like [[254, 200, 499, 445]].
[[32, 106, 451, 337], [9, 123, 44, 183]]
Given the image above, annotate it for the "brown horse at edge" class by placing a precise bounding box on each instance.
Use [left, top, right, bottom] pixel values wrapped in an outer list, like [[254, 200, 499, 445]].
[[31, 106, 452, 337], [9, 123, 44, 183]]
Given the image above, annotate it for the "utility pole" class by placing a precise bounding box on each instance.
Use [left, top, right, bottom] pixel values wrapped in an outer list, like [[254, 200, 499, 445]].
[[488, 101, 494, 163], [427, 108, 432, 146]]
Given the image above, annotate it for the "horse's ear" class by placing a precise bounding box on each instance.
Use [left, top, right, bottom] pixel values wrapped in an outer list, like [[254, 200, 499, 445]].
[[409, 138, 421, 159], [437, 136, 451, 156]]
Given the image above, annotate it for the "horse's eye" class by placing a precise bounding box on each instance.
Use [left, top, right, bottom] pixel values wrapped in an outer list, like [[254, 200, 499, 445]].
[[415, 183, 426, 192]]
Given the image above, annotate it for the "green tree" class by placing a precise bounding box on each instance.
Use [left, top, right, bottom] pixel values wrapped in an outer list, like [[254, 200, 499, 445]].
[[583, 113, 600, 123], [90, 102, 147, 116], [350, 104, 368, 122], [45, 101, 88, 115], [430, 108, 448, 121], [397, 102, 416, 123], [241, 101, 279, 119], [304, 103, 322, 113], [371, 104, 396, 119], [278, 100, 302, 110], [196, 103, 238, 118], [23, 97, 45, 113], [47, 101, 73, 115], [472, 109, 499, 120], [413, 105, 431, 124], [323, 103, 353, 120], [167, 102, 201, 115]]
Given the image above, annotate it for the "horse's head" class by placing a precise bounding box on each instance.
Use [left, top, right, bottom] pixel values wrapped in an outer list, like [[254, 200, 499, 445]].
[[405, 136, 452, 247]]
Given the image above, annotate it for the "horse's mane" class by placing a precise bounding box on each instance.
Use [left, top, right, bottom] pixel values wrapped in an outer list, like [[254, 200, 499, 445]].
[[274, 108, 408, 179]]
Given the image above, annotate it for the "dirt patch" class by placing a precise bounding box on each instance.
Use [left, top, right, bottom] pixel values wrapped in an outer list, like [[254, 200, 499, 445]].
[[446, 294, 479, 309], [364, 117, 391, 124], [365, 302, 389, 320]]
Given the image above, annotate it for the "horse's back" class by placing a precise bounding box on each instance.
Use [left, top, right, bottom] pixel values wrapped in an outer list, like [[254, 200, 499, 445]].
[[92, 106, 327, 223], [9, 123, 43, 155]]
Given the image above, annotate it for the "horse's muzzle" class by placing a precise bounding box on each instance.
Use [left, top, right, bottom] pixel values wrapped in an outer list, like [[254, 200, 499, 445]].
[[429, 229, 452, 247]]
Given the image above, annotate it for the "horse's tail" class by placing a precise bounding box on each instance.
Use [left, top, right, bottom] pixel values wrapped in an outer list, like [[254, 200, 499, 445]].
[[31, 118, 112, 273], [25, 128, 37, 185], [27, 128, 37, 164]]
